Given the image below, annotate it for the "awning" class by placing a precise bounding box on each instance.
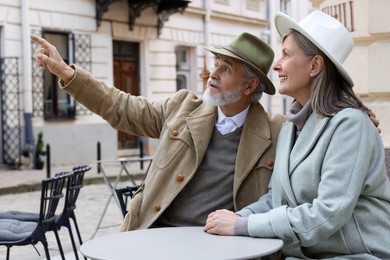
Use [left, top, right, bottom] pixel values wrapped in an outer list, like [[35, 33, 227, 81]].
[[96, 0, 191, 36]]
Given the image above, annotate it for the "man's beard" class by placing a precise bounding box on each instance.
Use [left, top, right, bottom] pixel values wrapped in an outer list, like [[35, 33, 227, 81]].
[[203, 79, 245, 106]]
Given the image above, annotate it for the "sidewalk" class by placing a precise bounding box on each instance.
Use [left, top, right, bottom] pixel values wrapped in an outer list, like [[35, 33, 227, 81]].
[[0, 164, 72, 195], [0, 160, 147, 195], [0, 161, 146, 259]]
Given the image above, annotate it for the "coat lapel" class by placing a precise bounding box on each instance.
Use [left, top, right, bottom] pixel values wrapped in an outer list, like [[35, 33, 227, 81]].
[[234, 103, 272, 189], [275, 115, 329, 205], [275, 122, 297, 204], [186, 104, 217, 165], [289, 114, 329, 173]]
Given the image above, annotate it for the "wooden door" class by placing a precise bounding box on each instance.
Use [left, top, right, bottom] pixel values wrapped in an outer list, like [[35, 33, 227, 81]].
[[113, 60, 139, 149]]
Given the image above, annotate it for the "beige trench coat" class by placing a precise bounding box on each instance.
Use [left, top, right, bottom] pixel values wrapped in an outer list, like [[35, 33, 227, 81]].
[[62, 66, 285, 231]]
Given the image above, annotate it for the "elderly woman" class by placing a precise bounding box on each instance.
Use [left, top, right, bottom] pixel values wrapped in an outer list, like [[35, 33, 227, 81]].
[[204, 10, 390, 259]]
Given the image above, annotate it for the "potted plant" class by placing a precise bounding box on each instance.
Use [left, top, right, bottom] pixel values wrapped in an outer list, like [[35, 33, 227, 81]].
[[35, 132, 45, 169], [22, 145, 33, 169], [22, 145, 32, 158]]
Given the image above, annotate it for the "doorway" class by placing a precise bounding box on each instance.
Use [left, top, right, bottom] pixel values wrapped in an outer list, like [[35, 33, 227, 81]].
[[113, 41, 140, 150]]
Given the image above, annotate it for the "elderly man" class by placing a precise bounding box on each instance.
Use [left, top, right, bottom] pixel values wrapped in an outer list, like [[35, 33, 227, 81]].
[[31, 32, 285, 230]]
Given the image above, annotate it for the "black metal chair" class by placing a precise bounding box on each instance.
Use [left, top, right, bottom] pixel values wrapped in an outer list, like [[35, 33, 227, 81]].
[[0, 165, 91, 260], [115, 185, 140, 217], [53, 164, 91, 260], [0, 172, 69, 260]]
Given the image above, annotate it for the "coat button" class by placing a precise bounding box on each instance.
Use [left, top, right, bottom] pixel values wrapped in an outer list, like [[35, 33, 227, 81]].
[[154, 204, 161, 211], [267, 160, 274, 167], [176, 174, 185, 182], [172, 130, 178, 136]]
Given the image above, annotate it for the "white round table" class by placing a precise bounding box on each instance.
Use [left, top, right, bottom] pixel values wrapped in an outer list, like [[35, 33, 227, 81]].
[[80, 226, 283, 260]]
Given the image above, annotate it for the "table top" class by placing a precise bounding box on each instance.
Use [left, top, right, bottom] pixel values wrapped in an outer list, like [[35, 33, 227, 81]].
[[80, 226, 283, 260]]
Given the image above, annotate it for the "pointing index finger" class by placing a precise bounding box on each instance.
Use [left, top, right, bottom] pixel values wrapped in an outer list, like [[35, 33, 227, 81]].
[[30, 34, 50, 48]]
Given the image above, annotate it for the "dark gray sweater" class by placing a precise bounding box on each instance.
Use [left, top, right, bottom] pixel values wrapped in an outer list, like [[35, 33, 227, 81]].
[[153, 126, 242, 227]]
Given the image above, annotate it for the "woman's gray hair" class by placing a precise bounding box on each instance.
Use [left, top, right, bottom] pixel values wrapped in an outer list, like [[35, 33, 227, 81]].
[[242, 63, 267, 102], [284, 29, 367, 117]]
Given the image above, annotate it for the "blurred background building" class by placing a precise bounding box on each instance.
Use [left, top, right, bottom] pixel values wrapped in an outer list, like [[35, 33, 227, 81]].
[[0, 0, 388, 168]]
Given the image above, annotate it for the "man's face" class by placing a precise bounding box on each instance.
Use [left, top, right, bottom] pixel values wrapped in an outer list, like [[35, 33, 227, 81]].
[[203, 55, 246, 106]]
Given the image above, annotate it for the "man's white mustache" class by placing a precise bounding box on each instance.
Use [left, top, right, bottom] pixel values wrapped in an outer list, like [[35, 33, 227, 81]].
[[207, 78, 222, 89]]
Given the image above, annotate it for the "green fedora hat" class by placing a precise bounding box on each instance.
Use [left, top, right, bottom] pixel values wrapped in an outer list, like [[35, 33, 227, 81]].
[[203, 32, 275, 95]]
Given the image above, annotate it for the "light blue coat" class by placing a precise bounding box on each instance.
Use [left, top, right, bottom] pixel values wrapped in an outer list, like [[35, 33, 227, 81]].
[[237, 108, 390, 259]]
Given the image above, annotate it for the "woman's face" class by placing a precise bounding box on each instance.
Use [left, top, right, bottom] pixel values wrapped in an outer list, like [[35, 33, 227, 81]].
[[273, 34, 313, 105]]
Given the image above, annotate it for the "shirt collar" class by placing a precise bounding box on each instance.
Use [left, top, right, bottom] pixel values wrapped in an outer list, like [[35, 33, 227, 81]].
[[216, 105, 250, 128]]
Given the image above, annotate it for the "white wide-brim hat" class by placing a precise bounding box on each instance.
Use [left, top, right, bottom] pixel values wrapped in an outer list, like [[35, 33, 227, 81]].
[[274, 10, 354, 87]]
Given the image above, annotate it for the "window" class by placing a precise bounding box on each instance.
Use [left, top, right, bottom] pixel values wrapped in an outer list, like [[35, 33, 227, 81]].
[[280, 0, 291, 14], [175, 46, 190, 91], [43, 32, 75, 119]]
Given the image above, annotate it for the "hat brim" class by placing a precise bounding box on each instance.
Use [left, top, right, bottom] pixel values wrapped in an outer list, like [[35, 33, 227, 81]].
[[274, 12, 354, 86], [204, 46, 276, 95]]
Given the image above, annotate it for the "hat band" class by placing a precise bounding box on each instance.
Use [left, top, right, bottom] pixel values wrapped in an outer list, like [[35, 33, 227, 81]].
[[223, 46, 264, 74]]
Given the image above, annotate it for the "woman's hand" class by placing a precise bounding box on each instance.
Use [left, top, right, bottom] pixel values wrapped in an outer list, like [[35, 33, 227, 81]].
[[366, 108, 381, 133], [204, 209, 238, 235]]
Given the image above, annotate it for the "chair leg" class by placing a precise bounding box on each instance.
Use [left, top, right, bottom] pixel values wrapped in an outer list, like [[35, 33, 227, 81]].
[[71, 215, 84, 245], [67, 223, 80, 260], [70, 213, 87, 260], [53, 227, 66, 260], [42, 240, 51, 260], [6, 246, 10, 260], [59, 214, 79, 260]]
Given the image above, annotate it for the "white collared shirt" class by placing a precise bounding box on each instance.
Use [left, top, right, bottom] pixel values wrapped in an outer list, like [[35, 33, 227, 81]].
[[215, 106, 250, 135]]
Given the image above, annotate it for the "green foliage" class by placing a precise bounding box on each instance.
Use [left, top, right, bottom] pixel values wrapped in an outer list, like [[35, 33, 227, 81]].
[[22, 145, 33, 158], [35, 132, 45, 169], [36, 132, 44, 154]]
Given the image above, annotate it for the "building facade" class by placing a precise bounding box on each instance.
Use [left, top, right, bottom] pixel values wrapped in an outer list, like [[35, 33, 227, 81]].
[[0, 0, 271, 166], [1, 0, 388, 168]]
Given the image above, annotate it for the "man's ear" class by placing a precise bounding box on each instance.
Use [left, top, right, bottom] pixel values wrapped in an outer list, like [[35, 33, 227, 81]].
[[245, 77, 260, 95]]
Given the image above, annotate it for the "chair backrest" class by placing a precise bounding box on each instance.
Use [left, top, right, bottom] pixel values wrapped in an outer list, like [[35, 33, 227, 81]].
[[63, 164, 92, 212], [39, 172, 69, 226], [115, 185, 140, 217]]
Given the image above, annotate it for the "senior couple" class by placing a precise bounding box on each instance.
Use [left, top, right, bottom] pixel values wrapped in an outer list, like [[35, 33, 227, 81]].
[[32, 10, 390, 259]]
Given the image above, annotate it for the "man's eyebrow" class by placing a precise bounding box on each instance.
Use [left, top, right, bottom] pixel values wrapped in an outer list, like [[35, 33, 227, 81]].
[[224, 58, 234, 67], [218, 55, 234, 67]]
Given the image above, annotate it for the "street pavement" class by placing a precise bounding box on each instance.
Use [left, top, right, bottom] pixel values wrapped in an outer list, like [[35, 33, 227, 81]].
[[0, 162, 146, 259]]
